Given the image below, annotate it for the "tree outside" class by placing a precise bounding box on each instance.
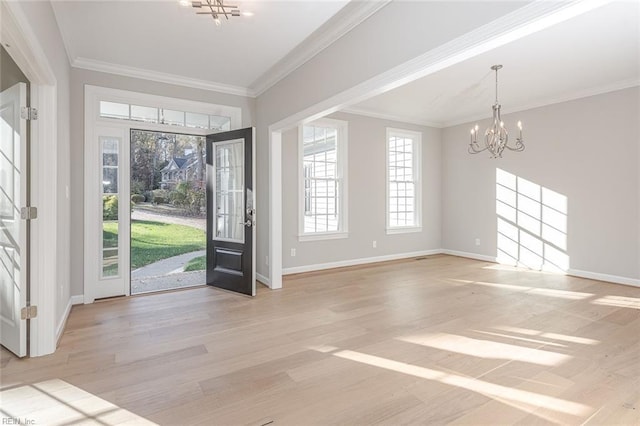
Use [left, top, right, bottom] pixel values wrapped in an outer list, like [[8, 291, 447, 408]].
[[130, 130, 206, 215]]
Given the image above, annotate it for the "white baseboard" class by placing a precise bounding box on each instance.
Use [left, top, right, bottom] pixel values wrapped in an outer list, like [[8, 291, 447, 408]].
[[282, 249, 442, 275], [568, 269, 640, 288], [441, 249, 497, 263], [55, 295, 84, 345], [71, 295, 84, 305], [256, 273, 271, 288], [282, 249, 640, 287], [55, 298, 72, 344], [442, 249, 639, 288]]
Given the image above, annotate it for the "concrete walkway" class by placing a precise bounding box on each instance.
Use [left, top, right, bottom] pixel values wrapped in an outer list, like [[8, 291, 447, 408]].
[[131, 249, 206, 279], [131, 271, 206, 294], [129, 209, 207, 294], [130, 250, 206, 294]]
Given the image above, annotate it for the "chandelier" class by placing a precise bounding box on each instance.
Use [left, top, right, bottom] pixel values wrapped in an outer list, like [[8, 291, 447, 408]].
[[186, 0, 242, 26], [468, 65, 524, 158]]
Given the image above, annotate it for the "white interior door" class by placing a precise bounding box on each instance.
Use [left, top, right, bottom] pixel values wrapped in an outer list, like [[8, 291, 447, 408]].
[[0, 82, 28, 357]]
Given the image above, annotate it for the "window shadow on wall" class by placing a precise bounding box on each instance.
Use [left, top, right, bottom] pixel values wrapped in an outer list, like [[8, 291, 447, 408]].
[[496, 168, 569, 272]]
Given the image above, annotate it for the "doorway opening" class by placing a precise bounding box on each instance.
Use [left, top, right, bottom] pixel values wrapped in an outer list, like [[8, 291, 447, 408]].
[[128, 129, 206, 294]]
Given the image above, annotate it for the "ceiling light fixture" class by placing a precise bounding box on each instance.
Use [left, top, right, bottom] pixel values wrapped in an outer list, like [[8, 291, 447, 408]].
[[189, 0, 242, 25], [468, 65, 524, 158]]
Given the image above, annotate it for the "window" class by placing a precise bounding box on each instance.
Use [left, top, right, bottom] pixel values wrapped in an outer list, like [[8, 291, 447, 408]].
[[98, 101, 231, 130], [101, 136, 120, 277], [299, 119, 348, 240], [386, 128, 421, 233]]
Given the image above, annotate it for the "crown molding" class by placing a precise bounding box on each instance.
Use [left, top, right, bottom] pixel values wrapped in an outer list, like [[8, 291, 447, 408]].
[[341, 107, 444, 128], [72, 57, 255, 98], [442, 77, 640, 128], [249, 0, 391, 97], [270, 0, 612, 132]]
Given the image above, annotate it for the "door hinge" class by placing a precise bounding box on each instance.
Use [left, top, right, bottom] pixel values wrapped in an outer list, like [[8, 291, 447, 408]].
[[21, 206, 38, 220], [21, 106, 38, 120], [21, 305, 37, 320]]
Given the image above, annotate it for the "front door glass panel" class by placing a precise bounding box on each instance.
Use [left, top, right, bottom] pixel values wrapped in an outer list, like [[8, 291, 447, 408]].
[[213, 139, 244, 242]]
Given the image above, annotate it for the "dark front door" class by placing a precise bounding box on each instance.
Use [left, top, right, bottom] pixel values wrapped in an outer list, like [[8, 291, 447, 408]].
[[206, 127, 255, 296]]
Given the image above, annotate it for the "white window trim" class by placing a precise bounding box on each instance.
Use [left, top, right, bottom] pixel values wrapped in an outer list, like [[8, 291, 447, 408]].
[[386, 127, 422, 235], [298, 118, 349, 241], [89, 85, 242, 132]]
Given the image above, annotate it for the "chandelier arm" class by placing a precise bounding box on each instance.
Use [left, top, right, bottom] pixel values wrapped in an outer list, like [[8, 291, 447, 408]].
[[215, 0, 237, 19], [205, 0, 215, 13], [468, 143, 488, 154], [215, 0, 229, 19], [505, 139, 525, 151]]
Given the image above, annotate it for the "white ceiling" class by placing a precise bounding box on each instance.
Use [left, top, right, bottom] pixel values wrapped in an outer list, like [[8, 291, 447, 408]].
[[51, 0, 351, 92], [347, 1, 640, 127], [50, 1, 639, 109]]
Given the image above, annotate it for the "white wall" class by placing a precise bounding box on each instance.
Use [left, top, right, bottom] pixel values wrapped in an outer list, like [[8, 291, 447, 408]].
[[442, 87, 640, 282], [69, 68, 256, 297], [282, 112, 441, 271], [13, 1, 72, 339]]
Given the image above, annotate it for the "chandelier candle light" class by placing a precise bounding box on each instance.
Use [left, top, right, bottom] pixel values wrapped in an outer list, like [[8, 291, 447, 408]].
[[468, 65, 524, 158]]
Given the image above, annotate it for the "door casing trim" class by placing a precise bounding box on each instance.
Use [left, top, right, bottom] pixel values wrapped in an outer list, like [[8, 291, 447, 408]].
[[84, 85, 242, 303], [1, 1, 59, 356]]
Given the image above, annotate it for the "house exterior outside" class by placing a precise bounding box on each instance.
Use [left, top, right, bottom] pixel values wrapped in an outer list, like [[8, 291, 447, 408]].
[[160, 151, 205, 190]]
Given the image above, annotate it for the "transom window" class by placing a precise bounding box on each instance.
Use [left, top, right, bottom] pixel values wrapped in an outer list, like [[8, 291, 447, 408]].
[[387, 128, 422, 233], [99, 101, 231, 130], [299, 119, 348, 240]]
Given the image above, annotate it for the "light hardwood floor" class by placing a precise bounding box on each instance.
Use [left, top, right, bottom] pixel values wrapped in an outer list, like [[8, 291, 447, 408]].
[[1, 254, 639, 425]]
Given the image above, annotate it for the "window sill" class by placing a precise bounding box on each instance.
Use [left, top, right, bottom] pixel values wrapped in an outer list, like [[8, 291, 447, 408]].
[[299, 232, 349, 242], [386, 226, 422, 235]]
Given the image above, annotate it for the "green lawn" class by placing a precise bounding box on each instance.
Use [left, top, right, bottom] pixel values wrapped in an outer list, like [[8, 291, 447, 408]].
[[184, 255, 206, 272], [103, 220, 205, 269]]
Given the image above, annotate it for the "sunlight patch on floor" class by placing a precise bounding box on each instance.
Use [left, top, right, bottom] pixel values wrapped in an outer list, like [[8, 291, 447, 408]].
[[592, 295, 640, 310], [307, 344, 339, 353], [0, 379, 157, 426], [472, 330, 568, 348], [493, 325, 600, 345], [482, 263, 565, 275], [331, 349, 591, 418], [451, 278, 594, 300], [398, 333, 571, 366]]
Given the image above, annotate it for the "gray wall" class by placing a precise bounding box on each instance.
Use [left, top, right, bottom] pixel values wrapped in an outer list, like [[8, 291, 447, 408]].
[[255, 1, 528, 278], [1, 45, 29, 91], [69, 68, 256, 296], [282, 112, 441, 269], [442, 87, 640, 280], [11, 1, 72, 331]]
